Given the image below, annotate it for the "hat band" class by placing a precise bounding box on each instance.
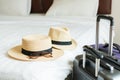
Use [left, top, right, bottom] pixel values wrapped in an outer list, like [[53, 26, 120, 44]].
[[22, 48, 52, 56], [52, 40, 72, 45]]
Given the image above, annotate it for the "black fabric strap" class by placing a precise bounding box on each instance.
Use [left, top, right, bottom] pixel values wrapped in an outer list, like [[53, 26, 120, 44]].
[[22, 48, 52, 56], [52, 40, 72, 45]]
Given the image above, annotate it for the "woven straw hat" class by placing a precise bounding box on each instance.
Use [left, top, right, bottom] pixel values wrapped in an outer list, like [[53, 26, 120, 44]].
[[8, 34, 64, 61], [48, 27, 77, 50]]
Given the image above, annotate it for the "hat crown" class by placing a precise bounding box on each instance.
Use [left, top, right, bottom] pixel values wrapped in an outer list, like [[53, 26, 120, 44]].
[[22, 34, 52, 51], [49, 27, 71, 41]]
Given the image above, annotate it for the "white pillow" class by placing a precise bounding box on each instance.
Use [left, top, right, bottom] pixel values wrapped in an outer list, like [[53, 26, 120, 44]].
[[46, 0, 99, 17], [0, 0, 31, 16]]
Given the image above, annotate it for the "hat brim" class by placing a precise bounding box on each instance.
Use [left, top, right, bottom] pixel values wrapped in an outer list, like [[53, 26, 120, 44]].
[[52, 39, 77, 50], [8, 45, 64, 61]]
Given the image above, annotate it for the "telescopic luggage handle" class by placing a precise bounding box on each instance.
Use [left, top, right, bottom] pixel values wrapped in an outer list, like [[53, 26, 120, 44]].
[[96, 15, 114, 56], [83, 45, 102, 77], [83, 45, 116, 77], [83, 15, 114, 77], [84, 45, 120, 71], [97, 15, 114, 26]]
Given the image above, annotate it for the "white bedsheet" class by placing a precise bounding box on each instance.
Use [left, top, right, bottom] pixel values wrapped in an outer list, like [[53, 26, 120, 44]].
[[0, 15, 110, 80]]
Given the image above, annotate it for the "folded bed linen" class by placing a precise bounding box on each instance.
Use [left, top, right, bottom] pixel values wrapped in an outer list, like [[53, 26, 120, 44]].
[[0, 15, 111, 80]]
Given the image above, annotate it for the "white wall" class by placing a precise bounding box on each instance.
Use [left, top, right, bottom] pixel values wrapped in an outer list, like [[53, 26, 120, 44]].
[[111, 0, 120, 44]]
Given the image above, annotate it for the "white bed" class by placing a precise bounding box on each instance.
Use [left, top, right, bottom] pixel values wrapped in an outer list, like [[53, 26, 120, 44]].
[[0, 15, 111, 80]]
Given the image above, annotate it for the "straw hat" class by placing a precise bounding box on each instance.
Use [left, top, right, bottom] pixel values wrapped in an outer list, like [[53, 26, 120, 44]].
[[8, 34, 64, 61], [48, 27, 77, 50]]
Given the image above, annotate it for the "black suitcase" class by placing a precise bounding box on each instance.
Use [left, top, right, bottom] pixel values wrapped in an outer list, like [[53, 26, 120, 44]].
[[72, 15, 120, 80], [73, 45, 120, 80]]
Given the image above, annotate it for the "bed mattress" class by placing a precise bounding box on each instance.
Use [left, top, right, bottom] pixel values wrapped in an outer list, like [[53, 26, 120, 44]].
[[0, 15, 110, 80]]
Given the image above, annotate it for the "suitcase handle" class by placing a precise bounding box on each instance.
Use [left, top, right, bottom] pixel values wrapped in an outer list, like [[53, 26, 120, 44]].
[[103, 43, 120, 53], [96, 15, 114, 56], [83, 45, 104, 59], [97, 15, 114, 26], [83, 45, 118, 76], [84, 45, 120, 71], [83, 45, 102, 77]]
